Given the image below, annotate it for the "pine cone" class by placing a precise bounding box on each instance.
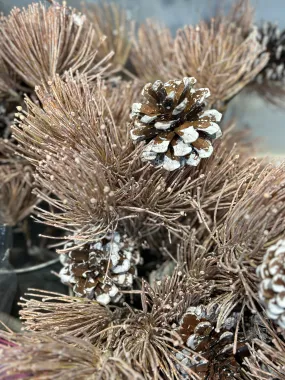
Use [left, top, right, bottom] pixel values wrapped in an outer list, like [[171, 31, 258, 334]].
[[59, 233, 141, 305], [175, 305, 249, 379], [256, 22, 285, 83], [130, 77, 222, 171], [256, 239, 285, 329]]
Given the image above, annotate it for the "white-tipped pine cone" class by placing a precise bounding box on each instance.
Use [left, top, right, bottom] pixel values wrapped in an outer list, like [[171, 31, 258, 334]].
[[257, 239, 285, 329], [175, 305, 248, 379], [130, 77, 222, 171], [59, 233, 140, 305], [256, 22, 285, 83]]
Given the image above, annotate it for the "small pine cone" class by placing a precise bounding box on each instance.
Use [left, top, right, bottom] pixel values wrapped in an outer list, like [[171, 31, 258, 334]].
[[130, 77, 222, 171], [256, 239, 285, 329], [256, 22, 285, 83], [59, 233, 141, 305], [175, 305, 248, 379]]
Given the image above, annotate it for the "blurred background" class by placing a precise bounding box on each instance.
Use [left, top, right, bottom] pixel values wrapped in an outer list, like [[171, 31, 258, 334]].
[[0, 0, 284, 157]]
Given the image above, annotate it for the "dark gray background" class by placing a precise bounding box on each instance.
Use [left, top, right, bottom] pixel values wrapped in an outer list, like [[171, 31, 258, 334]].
[[1, 0, 284, 157]]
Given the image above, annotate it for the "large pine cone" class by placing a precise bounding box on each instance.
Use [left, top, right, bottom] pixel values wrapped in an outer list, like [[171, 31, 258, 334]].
[[59, 233, 141, 305], [257, 239, 285, 329], [256, 22, 285, 83], [175, 305, 249, 379], [130, 77, 222, 171]]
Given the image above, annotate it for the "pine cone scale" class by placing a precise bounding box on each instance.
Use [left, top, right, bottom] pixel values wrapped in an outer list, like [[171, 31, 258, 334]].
[[154, 120, 176, 130], [71, 263, 89, 277], [130, 123, 157, 142], [192, 139, 213, 158], [272, 274, 285, 292], [139, 103, 159, 116], [172, 137, 193, 157], [174, 122, 199, 143], [277, 292, 285, 308]]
